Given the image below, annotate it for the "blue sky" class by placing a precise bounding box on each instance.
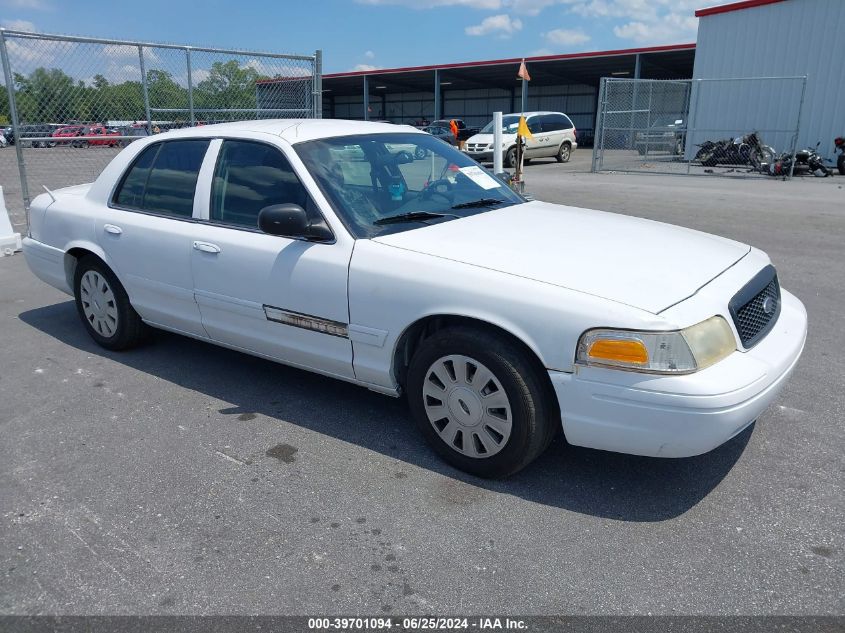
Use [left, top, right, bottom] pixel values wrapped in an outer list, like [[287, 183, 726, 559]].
[[1, 0, 732, 73]]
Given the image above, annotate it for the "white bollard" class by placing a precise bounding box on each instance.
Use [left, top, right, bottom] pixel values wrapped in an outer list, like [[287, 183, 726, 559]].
[[492, 111, 503, 175], [0, 186, 22, 257]]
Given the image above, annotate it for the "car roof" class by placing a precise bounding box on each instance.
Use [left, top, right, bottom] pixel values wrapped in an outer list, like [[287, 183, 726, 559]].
[[504, 111, 568, 118], [155, 118, 423, 144]]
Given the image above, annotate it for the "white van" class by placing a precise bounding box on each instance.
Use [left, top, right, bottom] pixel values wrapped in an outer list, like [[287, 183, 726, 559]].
[[464, 111, 577, 167]]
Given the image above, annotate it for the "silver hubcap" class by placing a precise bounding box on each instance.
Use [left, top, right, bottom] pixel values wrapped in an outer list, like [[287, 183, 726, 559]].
[[422, 354, 512, 459], [80, 270, 118, 338], [560, 145, 570, 160]]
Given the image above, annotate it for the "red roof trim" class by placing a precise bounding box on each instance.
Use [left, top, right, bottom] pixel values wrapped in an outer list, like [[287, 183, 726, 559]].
[[696, 0, 785, 18], [317, 43, 695, 80]]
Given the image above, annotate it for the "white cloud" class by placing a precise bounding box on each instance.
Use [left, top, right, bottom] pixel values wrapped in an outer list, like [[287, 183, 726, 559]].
[[559, 0, 727, 45], [465, 14, 523, 37], [350, 63, 382, 72], [544, 27, 590, 47], [612, 10, 698, 44], [1, 18, 36, 30], [0, 0, 51, 9], [504, 0, 556, 15], [364, 50, 375, 59]]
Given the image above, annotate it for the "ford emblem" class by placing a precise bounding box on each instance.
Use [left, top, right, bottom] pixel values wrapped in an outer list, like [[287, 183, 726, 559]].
[[761, 296, 776, 316]]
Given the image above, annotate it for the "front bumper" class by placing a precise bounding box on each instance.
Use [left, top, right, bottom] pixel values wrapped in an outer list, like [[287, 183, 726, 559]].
[[464, 149, 496, 162], [549, 289, 807, 458]]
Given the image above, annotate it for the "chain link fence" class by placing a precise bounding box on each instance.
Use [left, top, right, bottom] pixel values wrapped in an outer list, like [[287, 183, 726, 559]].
[[592, 76, 807, 178], [0, 28, 321, 229]]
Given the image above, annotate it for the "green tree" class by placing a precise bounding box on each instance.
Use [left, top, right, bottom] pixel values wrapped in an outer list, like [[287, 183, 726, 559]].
[[195, 60, 263, 112], [14, 67, 77, 123]]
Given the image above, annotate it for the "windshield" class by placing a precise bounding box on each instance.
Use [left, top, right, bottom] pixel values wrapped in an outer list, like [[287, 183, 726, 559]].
[[296, 132, 524, 238], [479, 115, 521, 135]]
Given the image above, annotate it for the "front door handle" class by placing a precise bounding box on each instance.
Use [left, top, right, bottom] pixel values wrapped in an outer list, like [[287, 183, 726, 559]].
[[193, 241, 221, 254], [103, 224, 122, 235]]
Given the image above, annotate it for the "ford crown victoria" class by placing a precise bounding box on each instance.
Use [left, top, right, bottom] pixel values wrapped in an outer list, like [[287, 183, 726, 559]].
[[22, 119, 807, 477]]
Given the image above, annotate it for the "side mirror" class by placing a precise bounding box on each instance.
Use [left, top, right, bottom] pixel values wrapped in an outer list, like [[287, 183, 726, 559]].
[[258, 204, 333, 242]]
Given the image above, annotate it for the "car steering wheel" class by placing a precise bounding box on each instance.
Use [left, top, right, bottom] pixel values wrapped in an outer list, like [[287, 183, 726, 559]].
[[420, 178, 456, 203]]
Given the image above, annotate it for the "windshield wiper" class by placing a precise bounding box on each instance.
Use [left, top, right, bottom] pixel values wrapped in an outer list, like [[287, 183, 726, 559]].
[[451, 198, 507, 210], [373, 211, 460, 226]]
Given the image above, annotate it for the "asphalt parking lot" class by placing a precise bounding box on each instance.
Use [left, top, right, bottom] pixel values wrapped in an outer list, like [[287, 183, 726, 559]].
[[1, 148, 843, 616]]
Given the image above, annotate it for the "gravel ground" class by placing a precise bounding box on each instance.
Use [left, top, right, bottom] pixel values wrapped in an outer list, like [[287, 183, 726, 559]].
[[0, 148, 842, 617]]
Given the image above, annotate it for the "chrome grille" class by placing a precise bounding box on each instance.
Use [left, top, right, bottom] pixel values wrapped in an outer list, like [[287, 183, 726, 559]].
[[729, 266, 780, 348]]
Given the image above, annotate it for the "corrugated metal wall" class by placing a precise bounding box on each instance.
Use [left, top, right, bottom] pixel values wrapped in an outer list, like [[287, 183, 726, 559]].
[[326, 83, 597, 136], [693, 0, 845, 155]]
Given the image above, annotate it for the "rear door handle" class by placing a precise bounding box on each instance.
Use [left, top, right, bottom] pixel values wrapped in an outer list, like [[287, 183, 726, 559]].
[[193, 241, 221, 254], [103, 224, 122, 235]]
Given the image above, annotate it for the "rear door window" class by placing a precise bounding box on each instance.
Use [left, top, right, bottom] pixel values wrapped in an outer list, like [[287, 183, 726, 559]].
[[114, 139, 210, 218], [527, 117, 543, 134]]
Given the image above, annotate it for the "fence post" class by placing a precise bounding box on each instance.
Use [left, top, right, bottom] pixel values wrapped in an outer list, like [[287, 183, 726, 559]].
[[138, 45, 152, 132], [591, 77, 607, 173], [0, 29, 32, 224], [185, 47, 195, 126], [686, 79, 702, 174], [788, 76, 807, 179], [313, 49, 322, 119]]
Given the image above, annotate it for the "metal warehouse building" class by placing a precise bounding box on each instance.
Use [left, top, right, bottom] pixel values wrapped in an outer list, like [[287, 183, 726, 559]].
[[692, 0, 845, 151]]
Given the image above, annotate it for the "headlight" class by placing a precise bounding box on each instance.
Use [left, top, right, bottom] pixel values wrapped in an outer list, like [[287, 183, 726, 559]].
[[576, 316, 736, 374]]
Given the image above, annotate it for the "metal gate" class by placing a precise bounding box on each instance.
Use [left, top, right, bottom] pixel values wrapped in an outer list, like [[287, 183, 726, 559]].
[[592, 76, 807, 178], [0, 28, 322, 230]]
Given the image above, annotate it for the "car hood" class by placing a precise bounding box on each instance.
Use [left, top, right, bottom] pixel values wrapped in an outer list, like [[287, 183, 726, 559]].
[[372, 200, 750, 314], [467, 133, 515, 144]]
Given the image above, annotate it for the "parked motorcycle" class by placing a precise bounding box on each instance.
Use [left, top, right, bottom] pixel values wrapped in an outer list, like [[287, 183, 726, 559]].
[[793, 142, 831, 177], [767, 142, 831, 178], [835, 136, 845, 175], [695, 131, 774, 170]]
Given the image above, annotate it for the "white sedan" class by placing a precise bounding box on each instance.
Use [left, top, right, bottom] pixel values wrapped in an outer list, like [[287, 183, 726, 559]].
[[23, 119, 807, 478]]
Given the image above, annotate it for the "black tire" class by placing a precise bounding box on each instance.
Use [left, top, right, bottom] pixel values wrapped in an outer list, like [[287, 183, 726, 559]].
[[73, 256, 147, 350], [406, 326, 558, 478], [504, 146, 517, 168], [838, 154, 845, 176], [698, 151, 718, 167], [555, 141, 572, 163]]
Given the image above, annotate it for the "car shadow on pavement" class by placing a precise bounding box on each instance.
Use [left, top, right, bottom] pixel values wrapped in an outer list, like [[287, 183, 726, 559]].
[[20, 300, 751, 523]]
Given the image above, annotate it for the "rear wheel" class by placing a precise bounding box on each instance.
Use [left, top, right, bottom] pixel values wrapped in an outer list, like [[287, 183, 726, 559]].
[[73, 256, 147, 350], [838, 154, 845, 176], [406, 327, 557, 478], [555, 141, 571, 163]]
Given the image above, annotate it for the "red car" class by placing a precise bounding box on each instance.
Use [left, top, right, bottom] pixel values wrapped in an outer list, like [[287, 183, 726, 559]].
[[51, 125, 85, 146], [51, 124, 120, 147], [85, 125, 121, 147]]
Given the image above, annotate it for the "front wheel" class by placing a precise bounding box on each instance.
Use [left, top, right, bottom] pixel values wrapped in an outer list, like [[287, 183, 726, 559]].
[[555, 141, 571, 163], [837, 154, 845, 176], [406, 327, 557, 478], [504, 146, 517, 168], [74, 256, 147, 350]]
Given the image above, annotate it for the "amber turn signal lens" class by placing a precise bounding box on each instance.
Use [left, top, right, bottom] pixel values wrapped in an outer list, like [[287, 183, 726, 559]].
[[587, 339, 649, 365]]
